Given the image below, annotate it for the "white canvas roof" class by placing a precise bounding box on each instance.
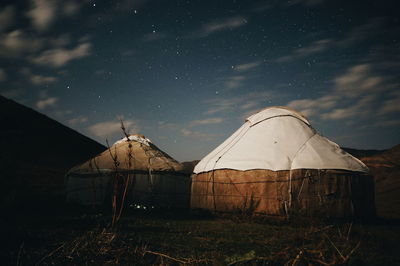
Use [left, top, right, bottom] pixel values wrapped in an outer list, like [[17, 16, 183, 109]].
[[193, 106, 368, 174]]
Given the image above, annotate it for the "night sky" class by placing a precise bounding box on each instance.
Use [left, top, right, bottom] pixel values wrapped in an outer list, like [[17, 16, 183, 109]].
[[1, 0, 399, 161]]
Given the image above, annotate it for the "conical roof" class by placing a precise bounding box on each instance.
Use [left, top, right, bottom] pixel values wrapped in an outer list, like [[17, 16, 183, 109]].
[[68, 134, 183, 174], [194, 106, 368, 174]]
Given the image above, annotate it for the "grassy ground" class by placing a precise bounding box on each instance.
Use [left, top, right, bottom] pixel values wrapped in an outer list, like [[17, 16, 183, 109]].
[[1, 202, 400, 265]]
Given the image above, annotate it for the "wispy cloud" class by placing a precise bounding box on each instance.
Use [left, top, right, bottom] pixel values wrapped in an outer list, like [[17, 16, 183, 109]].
[[276, 39, 333, 63], [68, 115, 88, 126], [62, 1, 82, 16], [287, 95, 338, 117], [27, 0, 57, 32], [26, 0, 83, 32], [379, 90, 400, 115], [375, 119, 400, 127], [338, 18, 386, 47], [287, 62, 399, 122], [31, 74, 57, 85], [224, 75, 246, 89], [188, 118, 223, 127], [320, 95, 375, 120], [87, 119, 140, 139], [21, 68, 58, 85], [180, 128, 217, 141], [233, 61, 261, 72], [333, 64, 389, 98], [31, 42, 91, 67], [190, 16, 247, 38], [36, 96, 58, 110], [205, 91, 275, 115], [276, 18, 389, 64], [0, 30, 44, 57], [157, 121, 179, 130], [0, 89, 23, 98]]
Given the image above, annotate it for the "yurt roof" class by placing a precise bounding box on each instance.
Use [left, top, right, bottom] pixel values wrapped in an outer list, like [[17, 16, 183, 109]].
[[193, 106, 368, 174], [68, 134, 183, 175]]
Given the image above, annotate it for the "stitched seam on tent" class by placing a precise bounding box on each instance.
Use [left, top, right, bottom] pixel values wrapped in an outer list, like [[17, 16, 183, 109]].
[[289, 132, 317, 170], [213, 126, 251, 164], [249, 114, 311, 128], [201, 123, 249, 172], [68, 170, 189, 177]]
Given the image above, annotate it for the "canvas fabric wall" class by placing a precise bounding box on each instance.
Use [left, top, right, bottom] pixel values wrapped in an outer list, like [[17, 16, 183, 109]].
[[65, 135, 190, 208], [191, 169, 375, 218], [66, 171, 190, 208]]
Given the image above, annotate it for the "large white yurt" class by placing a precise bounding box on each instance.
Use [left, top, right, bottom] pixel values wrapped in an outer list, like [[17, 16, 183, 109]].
[[191, 107, 375, 218], [66, 134, 190, 209]]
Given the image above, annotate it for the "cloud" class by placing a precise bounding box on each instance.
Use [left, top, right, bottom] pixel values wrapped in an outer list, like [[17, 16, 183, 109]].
[[275, 19, 388, 64], [333, 64, 389, 98], [36, 96, 58, 110], [205, 91, 274, 115], [68, 116, 88, 126], [320, 95, 375, 120], [0, 5, 15, 32], [375, 119, 400, 128], [276, 38, 333, 63], [180, 128, 217, 140], [286, 62, 399, 122], [0, 68, 7, 81], [287, 95, 338, 117], [157, 121, 179, 130], [233, 61, 261, 72], [21, 68, 58, 85], [31, 74, 57, 85], [87, 119, 140, 139], [339, 18, 385, 47], [31, 42, 91, 67], [224, 75, 246, 89], [62, 1, 82, 16], [189, 118, 223, 127], [379, 90, 400, 115], [27, 0, 57, 32], [0, 89, 23, 98], [49, 34, 71, 48], [0, 30, 44, 57], [26, 0, 83, 32], [53, 109, 72, 117], [191, 16, 247, 38]]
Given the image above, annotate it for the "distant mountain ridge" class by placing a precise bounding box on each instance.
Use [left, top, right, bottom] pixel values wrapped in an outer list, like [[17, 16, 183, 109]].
[[342, 147, 386, 159], [359, 145, 400, 219], [0, 95, 106, 206]]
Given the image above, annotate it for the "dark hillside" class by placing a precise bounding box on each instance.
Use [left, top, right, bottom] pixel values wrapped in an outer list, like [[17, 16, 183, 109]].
[[342, 147, 385, 158], [0, 95, 106, 207], [360, 144, 400, 219]]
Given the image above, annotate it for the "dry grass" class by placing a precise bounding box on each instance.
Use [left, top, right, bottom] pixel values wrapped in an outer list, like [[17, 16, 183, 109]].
[[2, 205, 400, 265]]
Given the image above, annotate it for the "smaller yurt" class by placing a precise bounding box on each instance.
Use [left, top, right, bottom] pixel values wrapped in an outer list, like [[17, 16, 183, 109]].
[[191, 107, 375, 218], [66, 134, 190, 209]]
